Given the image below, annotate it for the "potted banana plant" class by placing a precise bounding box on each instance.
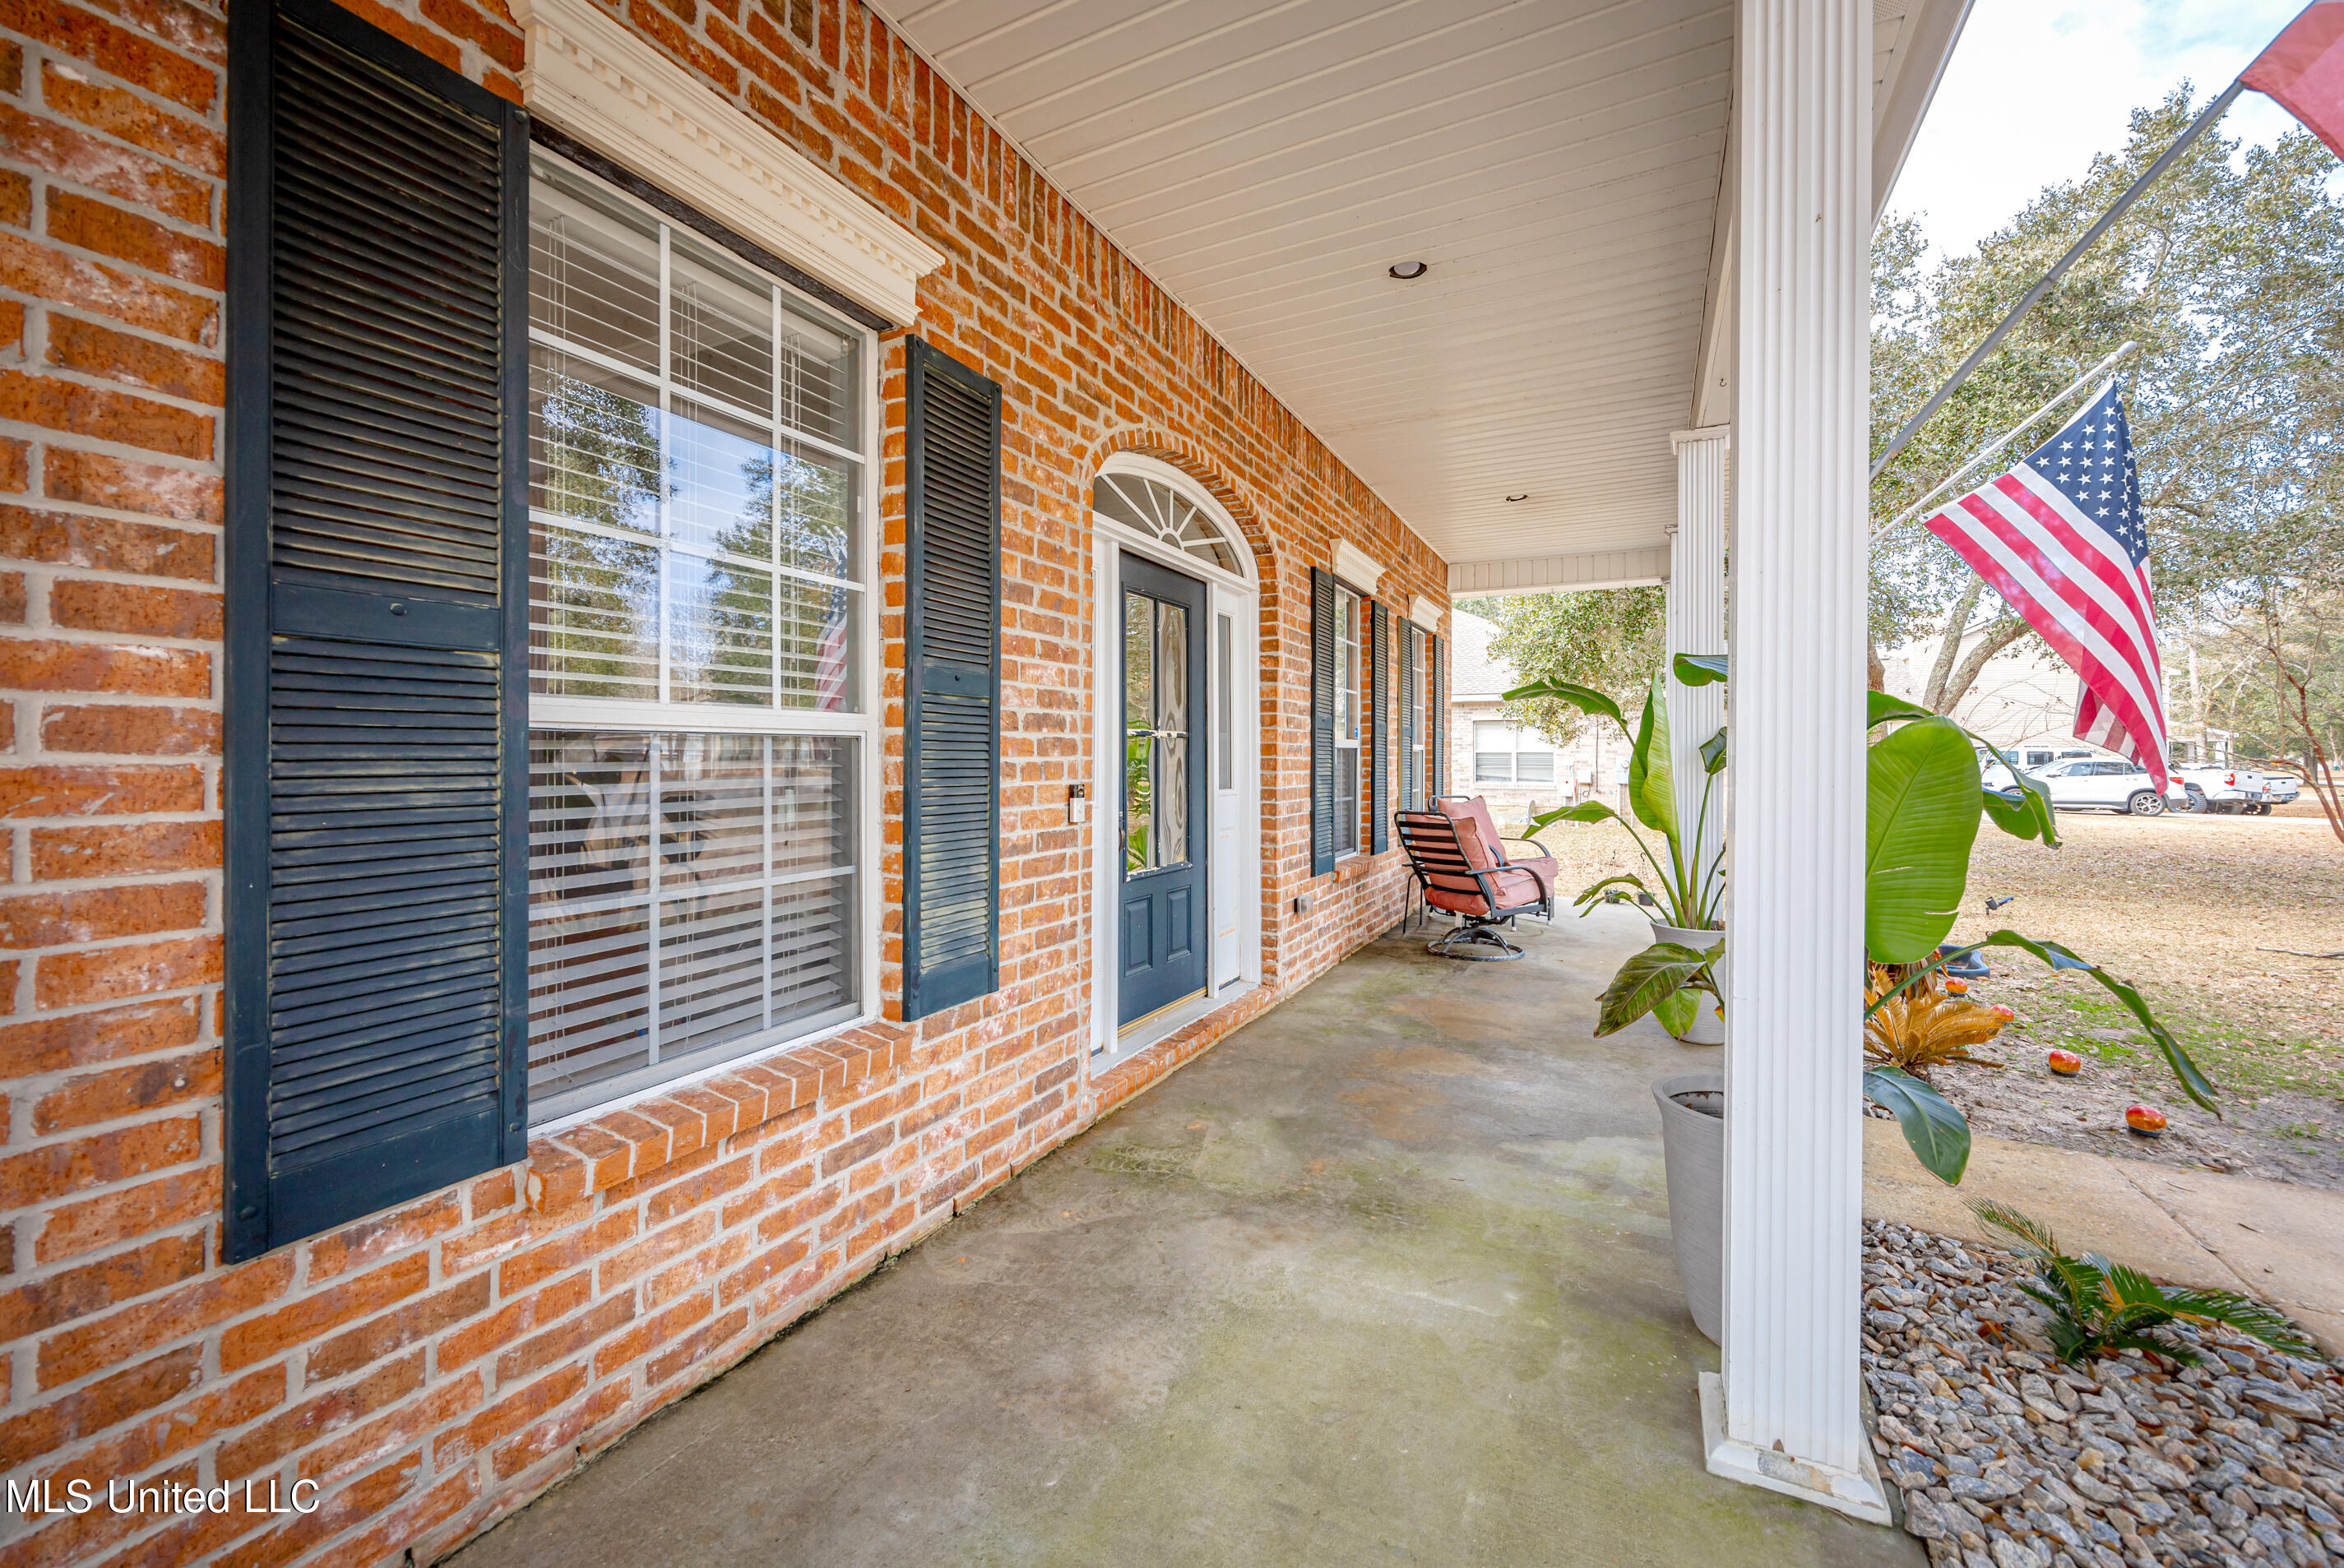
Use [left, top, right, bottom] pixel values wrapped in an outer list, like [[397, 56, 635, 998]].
[[1500, 664, 1726, 1041], [1532, 657, 2220, 1341]]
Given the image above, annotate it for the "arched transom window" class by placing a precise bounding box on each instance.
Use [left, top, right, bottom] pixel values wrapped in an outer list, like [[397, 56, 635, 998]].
[[1091, 472, 1240, 576]]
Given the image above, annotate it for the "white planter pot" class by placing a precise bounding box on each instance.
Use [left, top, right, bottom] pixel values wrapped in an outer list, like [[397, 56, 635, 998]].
[[1648, 922, 1725, 1045], [1653, 1071, 1724, 1344]]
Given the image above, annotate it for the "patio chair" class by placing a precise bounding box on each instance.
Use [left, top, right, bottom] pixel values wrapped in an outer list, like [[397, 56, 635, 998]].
[[1393, 796, 1559, 960]]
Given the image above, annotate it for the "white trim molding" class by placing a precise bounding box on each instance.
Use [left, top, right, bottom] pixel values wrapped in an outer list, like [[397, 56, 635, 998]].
[[1408, 594, 1442, 632], [1448, 548, 1668, 597], [1700, 1374, 1892, 1524], [1666, 425, 1729, 899], [1330, 539, 1386, 594], [1098, 452, 1257, 588], [511, 0, 945, 325]]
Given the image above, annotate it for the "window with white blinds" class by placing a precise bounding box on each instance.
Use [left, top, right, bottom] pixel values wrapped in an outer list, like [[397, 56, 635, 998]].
[[1332, 583, 1361, 856], [1472, 722, 1557, 786], [524, 152, 872, 1123]]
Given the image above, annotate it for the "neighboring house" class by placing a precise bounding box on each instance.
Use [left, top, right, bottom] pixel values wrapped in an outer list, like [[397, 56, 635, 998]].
[[1880, 635, 2228, 764], [1445, 609, 1618, 828]]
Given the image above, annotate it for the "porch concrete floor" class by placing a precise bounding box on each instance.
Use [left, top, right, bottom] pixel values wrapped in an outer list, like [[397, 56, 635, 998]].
[[451, 908, 1922, 1568]]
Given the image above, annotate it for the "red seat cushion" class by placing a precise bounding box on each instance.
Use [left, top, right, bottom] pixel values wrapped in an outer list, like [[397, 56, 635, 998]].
[[1436, 795, 1506, 859], [1437, 795, 1556, 900]]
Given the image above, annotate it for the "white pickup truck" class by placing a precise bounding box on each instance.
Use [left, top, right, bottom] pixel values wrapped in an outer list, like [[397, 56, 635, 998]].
[[2172, 765, 2279, 815]]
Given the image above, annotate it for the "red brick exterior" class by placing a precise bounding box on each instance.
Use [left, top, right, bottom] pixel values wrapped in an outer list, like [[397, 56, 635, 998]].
[[0, 0, 1450, 1560]]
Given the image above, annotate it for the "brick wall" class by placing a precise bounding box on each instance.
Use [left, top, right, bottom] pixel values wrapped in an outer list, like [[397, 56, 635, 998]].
[[0, 0, 1448, 1561]]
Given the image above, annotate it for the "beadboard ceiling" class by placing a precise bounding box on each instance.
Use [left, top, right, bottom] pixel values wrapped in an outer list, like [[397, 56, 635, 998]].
[[871, 0, 1968, 576]]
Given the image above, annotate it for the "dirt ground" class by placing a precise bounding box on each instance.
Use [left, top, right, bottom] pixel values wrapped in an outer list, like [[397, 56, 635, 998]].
[[1520, 798, 2344, 1191]]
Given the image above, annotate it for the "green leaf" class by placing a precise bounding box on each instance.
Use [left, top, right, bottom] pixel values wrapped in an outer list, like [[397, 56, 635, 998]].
[[1571, 873, 1651, 910], [1673, 653, 1727, 687], [2101, 1262, 2174, 1314], [1969, 930, 2218, 1111], [1969, 735, 2060, 847], [1628, 669, 1676, 838], [1701, 725, 1726, 775], [1865, 1066, 1972, 1184], [2042, 1253, 2110, 1316], [1968, 1199, 2060, 1260], [1594, 941, 1721, 1037], [1864, 716, 1984, 964], [1652, 986, 1698, 1036], [2156, 1288, 2318, 1358], [1867, 690, 1938, 727], [1981, 786, 2047, 843], [1531, 799, 1620, 830], [1500, 677, 1625, 732]]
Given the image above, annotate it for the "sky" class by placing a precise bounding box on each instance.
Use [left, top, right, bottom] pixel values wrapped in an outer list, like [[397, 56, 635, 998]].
[[1887, 0, 2314, 261]]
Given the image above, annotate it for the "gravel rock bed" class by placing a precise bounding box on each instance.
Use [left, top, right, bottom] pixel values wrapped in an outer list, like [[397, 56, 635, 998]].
[[1863, 1219, 2344, 1568]]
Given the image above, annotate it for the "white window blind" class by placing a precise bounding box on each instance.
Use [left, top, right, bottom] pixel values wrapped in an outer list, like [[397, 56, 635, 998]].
[[524, 153, 871, 1123]]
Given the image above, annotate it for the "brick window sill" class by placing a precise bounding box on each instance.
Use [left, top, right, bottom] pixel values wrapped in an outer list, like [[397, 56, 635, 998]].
[[522, 1024, 907, 1210]]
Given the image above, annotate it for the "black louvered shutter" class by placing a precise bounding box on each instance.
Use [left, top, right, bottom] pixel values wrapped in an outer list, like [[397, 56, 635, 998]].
[[1369, 601, 1389, 853], [1429, 634, 1445, 801], [1309, 567, 1336, 877], [903, 340, 1002, 1020], [223, 0, 527, 1262]]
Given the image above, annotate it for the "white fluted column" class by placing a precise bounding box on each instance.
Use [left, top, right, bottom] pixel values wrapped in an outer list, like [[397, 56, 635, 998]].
[[1666, 427, 1730, 897], [1706, 0, 1888, 1524]]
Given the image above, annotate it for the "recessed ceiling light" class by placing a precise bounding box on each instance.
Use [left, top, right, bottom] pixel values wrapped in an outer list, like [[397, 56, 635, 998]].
[[1387, 261, 1429, 280], [1505, 493, 1529, 502]]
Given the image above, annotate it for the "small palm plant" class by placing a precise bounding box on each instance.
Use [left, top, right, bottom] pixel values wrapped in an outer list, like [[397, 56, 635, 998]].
[[1970, 1200, 2315, 1366], [1864, 963, 2013, 1080]]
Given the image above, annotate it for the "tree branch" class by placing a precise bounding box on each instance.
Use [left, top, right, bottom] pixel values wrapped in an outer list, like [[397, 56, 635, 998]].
[[1940, 615, 2034, 714], [1924, 576, 1985, 712]]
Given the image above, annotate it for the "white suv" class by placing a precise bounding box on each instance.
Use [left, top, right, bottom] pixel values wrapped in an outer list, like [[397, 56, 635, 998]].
[[1985, 755, 2188, 816]]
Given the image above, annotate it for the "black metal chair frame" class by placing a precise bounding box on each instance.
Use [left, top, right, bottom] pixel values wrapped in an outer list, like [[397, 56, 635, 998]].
[[1392, 807, 1555, 960]]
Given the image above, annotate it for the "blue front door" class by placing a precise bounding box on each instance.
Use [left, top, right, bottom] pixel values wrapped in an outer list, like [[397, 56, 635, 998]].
[[1119, 553, 1210, 1028]]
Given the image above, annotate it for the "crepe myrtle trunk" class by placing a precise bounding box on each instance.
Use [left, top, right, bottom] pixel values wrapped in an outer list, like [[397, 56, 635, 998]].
[[1939, 616, 2031, 715], [1921, 576, 1983, 711]]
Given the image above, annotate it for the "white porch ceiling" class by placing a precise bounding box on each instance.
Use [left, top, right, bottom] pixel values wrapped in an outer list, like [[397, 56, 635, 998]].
[[873, 0, 1967, 574]]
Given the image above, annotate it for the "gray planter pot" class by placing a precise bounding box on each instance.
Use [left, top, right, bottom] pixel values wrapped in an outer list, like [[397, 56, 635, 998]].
[[1653, 1071, 1724, 1344], [1647, 922, 1725, 1045]]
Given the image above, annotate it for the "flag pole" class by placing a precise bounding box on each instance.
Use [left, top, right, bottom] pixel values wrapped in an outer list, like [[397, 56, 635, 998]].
[[1869, 340, 2139, 544], [1869, 81, 2245, 480]]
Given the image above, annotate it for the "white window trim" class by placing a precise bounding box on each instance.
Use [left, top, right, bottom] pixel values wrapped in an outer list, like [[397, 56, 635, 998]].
[[523, 149, 884, 1131], [1332, 539, 1384, 595], [1332, 580, 1362, 859], [1087, 458, 1262, 1069], [1402, 622, 1429, 811], [511, 0, 944, 325], [1095, 454, 1255, 589]]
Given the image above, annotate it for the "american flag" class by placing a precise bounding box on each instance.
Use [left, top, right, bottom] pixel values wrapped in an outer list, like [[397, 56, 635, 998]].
[[1921, 382, 2170, 789], [813, 581, 850, 710], [2243, 1, 2344, 164]]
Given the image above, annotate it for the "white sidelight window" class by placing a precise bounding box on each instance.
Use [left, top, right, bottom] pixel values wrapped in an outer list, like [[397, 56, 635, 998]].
[[1472, 722, 1556, 786], [523, 152, 873, 1123]]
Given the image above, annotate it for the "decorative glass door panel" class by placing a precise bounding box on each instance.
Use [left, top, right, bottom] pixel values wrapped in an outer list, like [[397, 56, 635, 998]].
[[1118, 553, 1209, 1026]]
